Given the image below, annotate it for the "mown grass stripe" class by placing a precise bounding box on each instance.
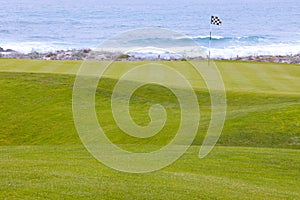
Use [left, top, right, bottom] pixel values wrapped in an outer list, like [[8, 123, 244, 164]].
[[243, 63, 290, 92], [218, 62, 258, 91]]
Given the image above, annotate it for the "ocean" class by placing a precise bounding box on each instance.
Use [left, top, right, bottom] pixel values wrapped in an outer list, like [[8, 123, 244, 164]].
[[0, 0, 299, 58]]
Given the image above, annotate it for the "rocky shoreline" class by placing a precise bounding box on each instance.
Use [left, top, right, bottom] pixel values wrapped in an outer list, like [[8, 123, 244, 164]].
[[1, 47, 300, 64], [227, 54, 300, 64]]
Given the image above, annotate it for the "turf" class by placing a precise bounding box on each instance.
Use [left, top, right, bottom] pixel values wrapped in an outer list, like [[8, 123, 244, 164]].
[[0, 59, 299, 199], [1, 146, 299, 199]]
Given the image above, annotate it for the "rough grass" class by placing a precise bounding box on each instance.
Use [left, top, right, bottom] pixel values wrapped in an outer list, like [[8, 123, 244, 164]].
[[0, 59, 299, 199]]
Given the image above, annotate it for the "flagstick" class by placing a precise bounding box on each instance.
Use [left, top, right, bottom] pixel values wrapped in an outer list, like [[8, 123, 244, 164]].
[[208, 23, 212, 65], [209, 16, 221, 65]]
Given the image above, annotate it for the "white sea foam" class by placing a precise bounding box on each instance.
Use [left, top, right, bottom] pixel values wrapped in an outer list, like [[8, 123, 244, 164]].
[[2, 41, 300, 59], [174, 35, 224, 40], [99, 43, 300, 59], [1, 42, 79, 54], [196, 35, 224, 40], [210, 44, 300, 58]]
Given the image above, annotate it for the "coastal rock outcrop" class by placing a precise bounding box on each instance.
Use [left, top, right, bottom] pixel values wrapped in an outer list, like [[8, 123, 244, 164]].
[[0, 47, 16, 53], [0, 47, 300, 64]]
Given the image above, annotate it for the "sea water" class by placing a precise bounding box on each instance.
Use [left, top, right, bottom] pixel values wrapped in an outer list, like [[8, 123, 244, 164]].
[[0, 0, 299, 58]]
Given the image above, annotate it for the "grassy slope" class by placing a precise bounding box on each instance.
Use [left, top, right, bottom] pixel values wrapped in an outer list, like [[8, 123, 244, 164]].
[[0, 59, 299, 148], [1, 146, 299, 199], [0, 59, 299, 199]]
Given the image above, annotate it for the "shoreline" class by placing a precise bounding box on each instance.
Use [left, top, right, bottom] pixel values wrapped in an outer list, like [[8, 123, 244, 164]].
[[1, 47, 300, 64]]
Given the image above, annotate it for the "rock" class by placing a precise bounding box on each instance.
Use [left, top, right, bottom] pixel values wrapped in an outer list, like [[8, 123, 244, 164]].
[[0, 47, 17, 53], [5, 49, 16, 52], [83, 49, 91, 53], [0, 47, 299, 63]]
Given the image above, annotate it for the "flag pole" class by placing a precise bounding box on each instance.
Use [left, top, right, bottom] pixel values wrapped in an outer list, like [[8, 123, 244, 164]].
[[209, 16, 221, 64], [209, 18, 212, 64]]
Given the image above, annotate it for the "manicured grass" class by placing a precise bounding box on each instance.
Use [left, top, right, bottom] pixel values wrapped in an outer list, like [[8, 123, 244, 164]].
[[0, 59, 299, 199], [1, 59, 299, 94], [0, 71, 299, 148], [1, 145, 299, 199]]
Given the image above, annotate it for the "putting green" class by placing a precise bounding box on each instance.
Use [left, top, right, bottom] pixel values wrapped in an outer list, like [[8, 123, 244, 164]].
[[0, 59, 299, 94]]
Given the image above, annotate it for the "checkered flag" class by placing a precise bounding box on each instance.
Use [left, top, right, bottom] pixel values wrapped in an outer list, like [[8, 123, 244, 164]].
[[211, 16, 222, 26]]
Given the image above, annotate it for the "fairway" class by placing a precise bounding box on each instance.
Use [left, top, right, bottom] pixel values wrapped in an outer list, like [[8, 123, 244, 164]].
[[0, 59, 299, 199]]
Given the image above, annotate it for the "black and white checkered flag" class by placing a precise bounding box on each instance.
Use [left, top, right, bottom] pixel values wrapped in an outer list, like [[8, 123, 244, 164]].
[[211, 16, 222, 26]]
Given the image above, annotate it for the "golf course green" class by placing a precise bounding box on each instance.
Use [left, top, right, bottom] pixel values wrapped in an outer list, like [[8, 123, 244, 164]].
[[0, 59, 299, 199]]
